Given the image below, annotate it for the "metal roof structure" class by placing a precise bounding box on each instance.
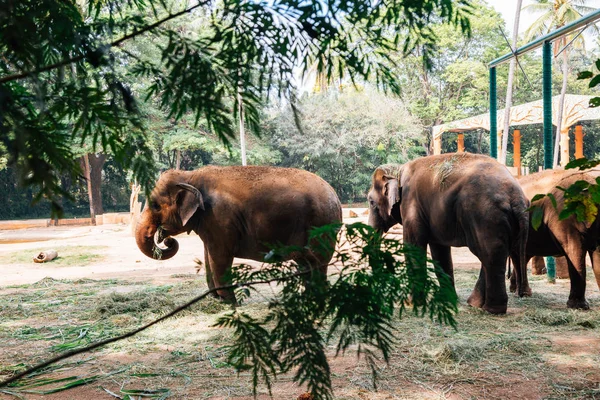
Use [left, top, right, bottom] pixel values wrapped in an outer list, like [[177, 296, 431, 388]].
[[432, 94, 598, 140]]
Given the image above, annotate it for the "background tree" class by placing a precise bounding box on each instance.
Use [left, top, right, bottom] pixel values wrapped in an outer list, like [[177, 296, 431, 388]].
[[0, 0, 473, 216], [392, 0, 506, 152], [524, 0, 598, 167], [265, 88, 423, 203]]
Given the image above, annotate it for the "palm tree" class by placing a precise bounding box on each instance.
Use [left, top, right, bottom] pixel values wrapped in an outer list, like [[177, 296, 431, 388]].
[[524, 0, 597, 167]]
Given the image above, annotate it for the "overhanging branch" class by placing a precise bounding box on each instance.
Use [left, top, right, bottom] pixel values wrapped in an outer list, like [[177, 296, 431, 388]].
[[0, 0, 209, 84]]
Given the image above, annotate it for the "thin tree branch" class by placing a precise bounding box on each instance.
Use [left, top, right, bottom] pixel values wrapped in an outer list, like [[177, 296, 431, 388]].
[[0, 269, 310, 388], [0, 0, 209, 84]]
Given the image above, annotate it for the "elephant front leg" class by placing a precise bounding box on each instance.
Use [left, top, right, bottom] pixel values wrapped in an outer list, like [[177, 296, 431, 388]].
[[565, 249, 589, 310], [204, 244, 218, 298], [429, 243, 455, 289], [206, 249, 236, 304], [467, 266, 486, 309]]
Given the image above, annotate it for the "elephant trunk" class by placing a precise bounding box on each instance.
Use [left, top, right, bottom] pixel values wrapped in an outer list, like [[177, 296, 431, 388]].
[[135, 213, 179, 260]]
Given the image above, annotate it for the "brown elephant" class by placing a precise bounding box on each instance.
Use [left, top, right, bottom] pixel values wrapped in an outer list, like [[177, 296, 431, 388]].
[[135, 166, 343, 301], [510, 169, 600, 309], [367, 153, 529, 315]]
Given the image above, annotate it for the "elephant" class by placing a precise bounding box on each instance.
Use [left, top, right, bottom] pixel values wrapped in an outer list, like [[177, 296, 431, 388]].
[[510, 169, 600, 309], [135, 166, 343, 302], [367, 153, 530, 315]]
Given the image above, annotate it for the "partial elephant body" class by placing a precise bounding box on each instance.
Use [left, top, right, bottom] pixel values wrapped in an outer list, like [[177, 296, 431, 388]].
[[368, 153, 530, 314], [136, 166, 342, 301], [512, 169, 600, 309]]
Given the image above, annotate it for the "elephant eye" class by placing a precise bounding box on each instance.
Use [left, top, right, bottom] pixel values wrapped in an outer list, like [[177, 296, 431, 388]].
[[150, 201, 161, 211]]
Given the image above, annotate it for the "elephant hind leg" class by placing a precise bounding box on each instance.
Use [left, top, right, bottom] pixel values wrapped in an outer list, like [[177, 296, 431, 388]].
[[590, 249, 600, 292], [471, 245, 509, 314], [509, 252, 532, 297], [565, 249, 589, 310]]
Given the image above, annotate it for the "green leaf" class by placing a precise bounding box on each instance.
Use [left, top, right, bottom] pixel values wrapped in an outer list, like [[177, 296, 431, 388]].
[[564, 158, 600, 170], [531, 206, 544, 231], [589, 75, 600, 88], [530, 194, 546, 202], [559, 207, 576, 221], [590, 97, 600, 108], [577, 70, 594, 79], [547, 193, 557, 209]]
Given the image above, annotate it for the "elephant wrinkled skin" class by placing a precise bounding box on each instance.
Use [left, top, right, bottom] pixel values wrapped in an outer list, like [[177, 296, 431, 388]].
[[136, 166, 342, 302], [511, 169, 600, 309], [368, 153, 530, 315]]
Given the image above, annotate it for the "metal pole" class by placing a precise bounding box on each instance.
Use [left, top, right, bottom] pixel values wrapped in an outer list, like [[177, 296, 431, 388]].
[[542, 40, 556, 283], [489, 9, 600, 68], [490, 67, 497, 159]]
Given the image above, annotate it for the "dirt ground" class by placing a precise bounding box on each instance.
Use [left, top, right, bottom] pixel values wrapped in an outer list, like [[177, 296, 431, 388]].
[[1, 219, 600, 399]]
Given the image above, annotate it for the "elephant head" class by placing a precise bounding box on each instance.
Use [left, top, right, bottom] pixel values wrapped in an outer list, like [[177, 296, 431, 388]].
[[367, 164, 403, 233], [135, 170, 204, 260]]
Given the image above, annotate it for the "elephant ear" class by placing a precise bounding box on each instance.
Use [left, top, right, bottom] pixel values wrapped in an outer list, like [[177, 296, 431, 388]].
[[176, 183, 205, 226], [383, 176, 401, 217]]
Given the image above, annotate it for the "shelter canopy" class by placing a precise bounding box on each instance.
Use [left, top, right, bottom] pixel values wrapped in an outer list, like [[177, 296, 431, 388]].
[[432, 95, 599, 140]]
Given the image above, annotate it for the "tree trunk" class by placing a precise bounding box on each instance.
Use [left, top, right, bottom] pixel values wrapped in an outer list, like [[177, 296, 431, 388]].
[[553, 48, 568, 168], [175, 149, 181, 170], [500, 0, 522, 165], [238, 91, 247, 166], [82, 154, 96, 225], [88, 153, 106, 215]]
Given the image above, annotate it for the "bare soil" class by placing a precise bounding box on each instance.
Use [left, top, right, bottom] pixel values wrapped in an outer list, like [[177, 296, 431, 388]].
[[1, 219, 600, 399]]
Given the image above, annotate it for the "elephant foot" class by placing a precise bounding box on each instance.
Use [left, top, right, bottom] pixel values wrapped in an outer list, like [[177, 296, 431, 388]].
[[216, 289, 237, 305], [509, 282, 531, 297], [467, 291, 485, 309], [567, 298, 590, 310], [483, 303, 507, 315]]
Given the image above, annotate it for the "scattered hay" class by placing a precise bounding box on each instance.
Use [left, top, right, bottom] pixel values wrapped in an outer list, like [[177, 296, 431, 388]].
[[31, 277, 62, 288], [433, 336, 535, 364], [434, 340, 486, 363], [523, 309, 574, 326], [95, 288, 175, 318], [431, 156, 462, 187], [185, 296, 230, 315]]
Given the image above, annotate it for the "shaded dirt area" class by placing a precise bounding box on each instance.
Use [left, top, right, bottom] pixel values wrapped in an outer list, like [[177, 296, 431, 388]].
[[1, 220, 600, 399]]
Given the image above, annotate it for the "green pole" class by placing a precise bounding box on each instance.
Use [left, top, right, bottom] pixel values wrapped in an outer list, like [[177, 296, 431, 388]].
[[490, 67, 497, 159], [542, 40, 556, 283]]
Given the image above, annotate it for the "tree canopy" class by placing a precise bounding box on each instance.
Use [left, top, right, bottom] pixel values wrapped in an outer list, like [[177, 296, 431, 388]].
[[0, 0, 473, 215]]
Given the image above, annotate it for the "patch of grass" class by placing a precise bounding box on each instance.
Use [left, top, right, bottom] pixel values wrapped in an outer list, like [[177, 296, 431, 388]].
[[432, 335, 536, 365], [4, 277, 127, 289], [522, 309, 575, 326], [95, 286, 176, 318], [5, 246, 108, 267], [170, 273, 198, 279]]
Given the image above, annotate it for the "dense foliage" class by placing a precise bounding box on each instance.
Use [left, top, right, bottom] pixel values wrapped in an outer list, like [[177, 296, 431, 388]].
[[217, 222, 457, 399], [3, 0, 600, 219], [0, 0, 473, 216]]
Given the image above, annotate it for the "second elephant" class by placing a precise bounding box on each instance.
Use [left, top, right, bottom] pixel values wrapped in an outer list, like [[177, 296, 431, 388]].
[[511, 169, 600, 309], [368, 153, 530, 314]]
